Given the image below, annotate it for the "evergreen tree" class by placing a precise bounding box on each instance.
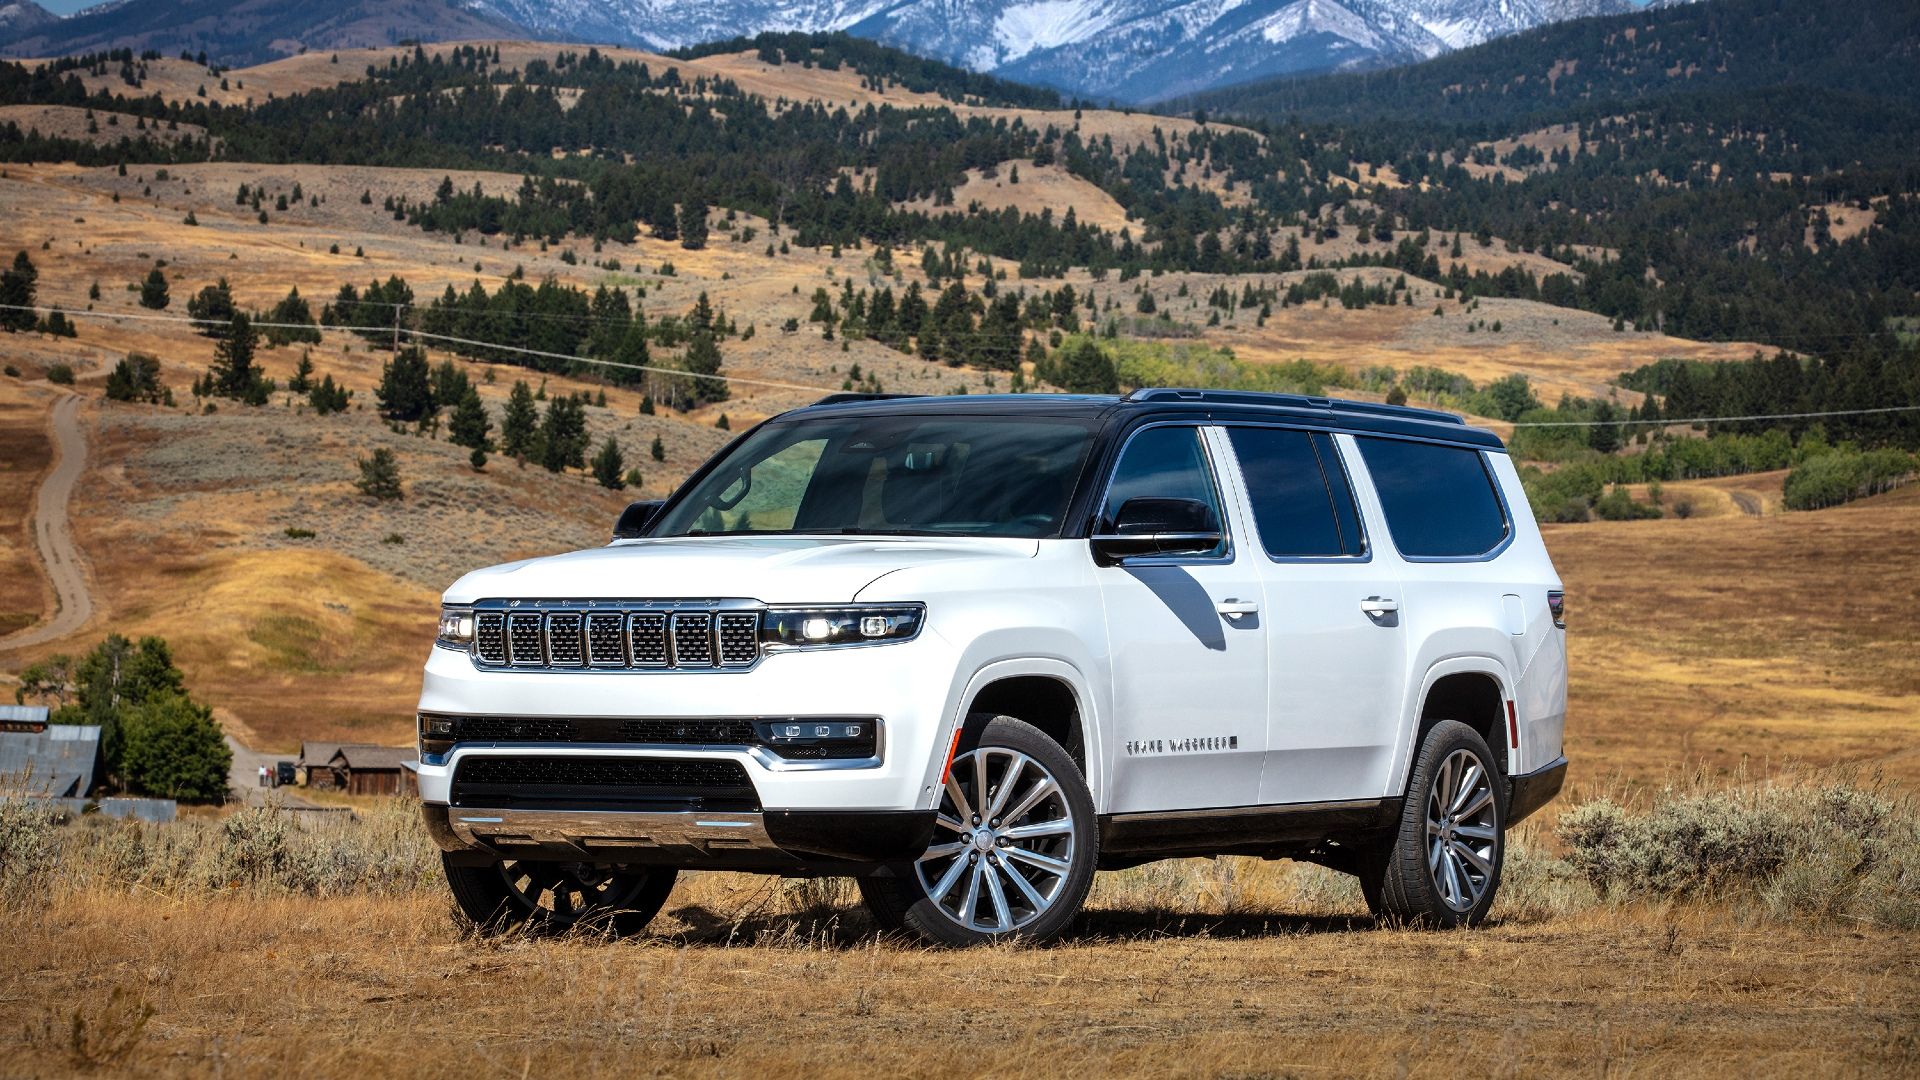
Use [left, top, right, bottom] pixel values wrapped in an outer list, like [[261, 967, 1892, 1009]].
[[683, 332, 728, 406], [376, 346, 434, 422], [206, 313, 271, 404], [0, 251, 38, 331], [650, 192, 679, 241], [264, 286, 320, 345], [537, 395, 589, 472], [591, 436, 626, 489], [501, 379, 538, 460], [288, 353, 314, 394], [679, 197, 709, 250], [139, 267, 170, 310], [105, 353, 164, 403], [121, 692, 231, 802], [430, 358, 470, 410], [186, 278, 234, 337], [651, 434, 665, 462], [1058, 339, 1119, 394], [448, 386, 493, 450], [308, 374, 351, 414], [355, 447, 403, 499], [63, 634, 187, 781]]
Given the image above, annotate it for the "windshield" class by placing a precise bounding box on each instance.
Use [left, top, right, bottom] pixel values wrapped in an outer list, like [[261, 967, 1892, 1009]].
[[651, 413, 1099, 539]]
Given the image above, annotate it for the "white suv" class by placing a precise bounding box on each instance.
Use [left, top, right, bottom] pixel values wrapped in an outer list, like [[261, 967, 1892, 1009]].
[[417, 388, 1568, 943]]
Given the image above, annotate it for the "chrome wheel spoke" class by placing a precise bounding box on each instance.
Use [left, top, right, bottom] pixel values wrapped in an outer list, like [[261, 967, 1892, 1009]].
[[1005, 846, 1069, 876], [1449, 762, 1484, 814], [927, 850, 970, 904], [987, 755, 1026, 820], [960, 860, 985, 928], [972, 752, 992, 822], [919, 841, 965, 861], [1002, 778, 1058, 825], [1002, 818, 1071, 841], [1000, 859, 1050, 911], [945, 774, 975, 825], [1455, 786, 1494, 821], [935, 813, 969, 835], [1453, 822, 1497, 842], [981, 859, 1014, 932], [1452, 841, 1493, 876]]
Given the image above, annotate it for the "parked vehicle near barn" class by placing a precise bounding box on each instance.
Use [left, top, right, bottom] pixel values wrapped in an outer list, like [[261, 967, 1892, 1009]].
[[416, 389, 1568, 944]]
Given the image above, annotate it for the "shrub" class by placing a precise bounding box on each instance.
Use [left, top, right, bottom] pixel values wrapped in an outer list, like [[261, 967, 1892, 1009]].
[[0, 796, 61, 903], [1560, 775, 1920, 928], [45, 362, 74, 385]]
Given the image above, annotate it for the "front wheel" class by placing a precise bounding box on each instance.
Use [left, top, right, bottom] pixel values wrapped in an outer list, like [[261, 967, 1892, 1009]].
[[860, 714, 1097, 946], [1360, 719, 1506, 928], [443, 855, 677, 937]]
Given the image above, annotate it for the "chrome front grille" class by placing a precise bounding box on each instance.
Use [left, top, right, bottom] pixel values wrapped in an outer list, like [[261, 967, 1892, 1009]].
[[471, 603, 760, 672]]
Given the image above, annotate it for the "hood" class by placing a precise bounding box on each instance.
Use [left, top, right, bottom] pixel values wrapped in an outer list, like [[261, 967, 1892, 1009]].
[[442, 536, 1040, 605]]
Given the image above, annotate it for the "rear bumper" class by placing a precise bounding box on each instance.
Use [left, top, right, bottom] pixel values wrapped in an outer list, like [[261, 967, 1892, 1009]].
[[424, 803, 936, 870], [1507, 756, 1567, 825]]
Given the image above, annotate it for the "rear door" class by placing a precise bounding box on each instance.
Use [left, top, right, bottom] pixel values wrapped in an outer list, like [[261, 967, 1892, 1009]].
[[1095, 424, 1270, 812], [1215, 427, 1408, 804]]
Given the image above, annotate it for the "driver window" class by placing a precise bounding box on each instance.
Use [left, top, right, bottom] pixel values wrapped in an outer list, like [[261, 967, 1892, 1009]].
[[690, 438, 826, 533], [1101, 426, 1227, 557]]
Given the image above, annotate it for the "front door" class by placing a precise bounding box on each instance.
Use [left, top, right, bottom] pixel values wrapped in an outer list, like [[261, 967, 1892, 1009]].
[[1095, 424, 1269, 813]]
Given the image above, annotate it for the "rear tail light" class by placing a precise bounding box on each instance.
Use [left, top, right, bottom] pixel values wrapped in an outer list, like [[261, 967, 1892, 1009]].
[[1547, 590, 1566, 629]]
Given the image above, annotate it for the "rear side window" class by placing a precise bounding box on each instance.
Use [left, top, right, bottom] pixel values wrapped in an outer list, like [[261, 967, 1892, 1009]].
[[1356, 437, 1509, 558], [1226, 427, 1366, 558]]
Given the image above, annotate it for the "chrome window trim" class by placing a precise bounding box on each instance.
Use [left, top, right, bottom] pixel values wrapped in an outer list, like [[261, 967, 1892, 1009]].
[[1351, 435, 1516, 564], [1088, 420, 1238, 568], [1216, 421, 1376, 565]]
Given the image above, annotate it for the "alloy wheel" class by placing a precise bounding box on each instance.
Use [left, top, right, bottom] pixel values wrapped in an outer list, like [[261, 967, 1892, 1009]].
[[495, 860, 653, 926], [915, 746, 1078, 935], [1425, 748, 1499, 912]]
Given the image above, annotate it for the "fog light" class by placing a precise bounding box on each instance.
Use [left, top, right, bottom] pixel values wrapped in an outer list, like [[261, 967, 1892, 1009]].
[[755, 718, 880, 761], [802, 617, 834, 641], [860, 615, 891, 638]]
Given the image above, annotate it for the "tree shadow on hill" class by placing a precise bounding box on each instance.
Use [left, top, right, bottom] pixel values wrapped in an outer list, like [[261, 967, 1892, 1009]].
[[654, 903, 1372, 949]]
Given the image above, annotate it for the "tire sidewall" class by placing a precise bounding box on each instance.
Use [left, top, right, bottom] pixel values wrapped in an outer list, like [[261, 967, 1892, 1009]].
[[897, 714, 1099, 946], [1392, 720, 1507, 928]]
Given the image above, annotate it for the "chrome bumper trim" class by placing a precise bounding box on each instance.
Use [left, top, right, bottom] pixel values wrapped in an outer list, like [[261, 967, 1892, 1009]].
[[448, 807, 782, 854]]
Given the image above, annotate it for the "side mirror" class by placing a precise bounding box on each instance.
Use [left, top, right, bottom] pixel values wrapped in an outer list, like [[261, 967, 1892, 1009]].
[[1091, 497, 1223, 563], [612, 499, 666, 540]]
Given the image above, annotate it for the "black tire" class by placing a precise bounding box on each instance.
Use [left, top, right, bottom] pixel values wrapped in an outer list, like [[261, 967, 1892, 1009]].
[[443, 854, 677, 937], [861, 714, 1098, 946], [1360, 720, 1506, 928]]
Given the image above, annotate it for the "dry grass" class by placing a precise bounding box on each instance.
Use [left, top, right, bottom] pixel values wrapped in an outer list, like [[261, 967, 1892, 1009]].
[[0, 381, 57, 637], [0, 786, 1915, 1077]]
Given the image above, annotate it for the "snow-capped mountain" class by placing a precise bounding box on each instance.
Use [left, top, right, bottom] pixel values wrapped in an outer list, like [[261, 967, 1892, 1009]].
[[459, 0, 1637, 101], [0, 0, 58, 38]]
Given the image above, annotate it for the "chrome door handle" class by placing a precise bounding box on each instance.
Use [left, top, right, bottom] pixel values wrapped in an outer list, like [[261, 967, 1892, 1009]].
[[1216, 599, 1260, 620], [1359, 597, 1400, 615]]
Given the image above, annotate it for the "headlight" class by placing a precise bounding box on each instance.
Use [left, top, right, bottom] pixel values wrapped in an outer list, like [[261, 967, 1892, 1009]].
[[436, 608, 475, 650], [761, 605, 923, 649]]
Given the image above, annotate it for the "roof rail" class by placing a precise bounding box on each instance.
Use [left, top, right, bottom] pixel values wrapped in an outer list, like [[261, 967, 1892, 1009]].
[[809, 392, 924, 407], [1122, 387, 1465, 425]]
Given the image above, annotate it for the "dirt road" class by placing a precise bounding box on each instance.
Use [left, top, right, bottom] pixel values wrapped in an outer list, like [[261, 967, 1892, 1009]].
[[0, 392, 92, 653]]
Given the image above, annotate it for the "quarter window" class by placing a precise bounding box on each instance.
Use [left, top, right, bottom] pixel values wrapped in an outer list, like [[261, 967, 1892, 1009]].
[[1227, 427, 1366, 558], [1101, 426, 1227, 558], [1355, 437, 1509, 558]]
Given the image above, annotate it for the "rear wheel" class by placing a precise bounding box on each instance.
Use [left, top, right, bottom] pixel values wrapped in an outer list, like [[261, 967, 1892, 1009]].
[[443, 855, 677, 937], [1360, 720, 1505, 928], [861, 714, 1097, 946]]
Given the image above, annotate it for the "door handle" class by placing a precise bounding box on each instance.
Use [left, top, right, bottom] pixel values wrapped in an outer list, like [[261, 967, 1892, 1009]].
[[1360, 597, 1400, 615], [1215, 599, 1260, 620]]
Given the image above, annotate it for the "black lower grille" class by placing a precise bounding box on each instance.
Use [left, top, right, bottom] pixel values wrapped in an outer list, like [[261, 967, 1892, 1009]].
[[442, 716, 759, 745], [451, 756, 758, 811]]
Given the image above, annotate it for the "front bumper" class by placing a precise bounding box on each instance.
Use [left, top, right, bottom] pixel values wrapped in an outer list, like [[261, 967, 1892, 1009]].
[[424, 804, 936, 869], [1507, 756, 1568, 825], [414, 634, 957, 813]]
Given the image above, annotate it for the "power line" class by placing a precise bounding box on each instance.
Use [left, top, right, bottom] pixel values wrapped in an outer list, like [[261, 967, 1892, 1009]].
[[1510, 405, 1920, 428], [0, 302, 837, 394]]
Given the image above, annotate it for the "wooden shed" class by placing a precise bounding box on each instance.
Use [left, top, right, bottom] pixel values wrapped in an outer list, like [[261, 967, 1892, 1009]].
[[326, 745, 419, 797]]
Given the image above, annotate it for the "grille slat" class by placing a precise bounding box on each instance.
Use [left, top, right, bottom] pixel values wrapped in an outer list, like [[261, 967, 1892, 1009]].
[[629, 613, 669, 667], [507, 613, 546, 666], [670, 613, 715, 668], [718, 613, 759, 667], [474, 613, 507, 665], [451, 756, 759, 811], [545, 613, 585, 667], [585, 613, 627, 666]]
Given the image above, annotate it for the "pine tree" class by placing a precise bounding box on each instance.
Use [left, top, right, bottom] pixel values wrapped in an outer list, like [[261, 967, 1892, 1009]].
[[650, 191, 679, 241], [0, 251, 37, 331], [537, 396, 589, 473], [591, 436, 626, 489], [207, 313, 269, 404], [308, 374, 351, 414], [186, 278, 234, 338], [501, 380, 538, 460], [355, 447, 403, 500], [679, 197, 709, 250], [448, 386, 493, 450], [650, 434, 665, 462], [288, 353, 314, 394], [139, 267, 170, 310], [1058, 339, 1119, 394], [376, 346, 434, 422], [683, 332, 728, 405]]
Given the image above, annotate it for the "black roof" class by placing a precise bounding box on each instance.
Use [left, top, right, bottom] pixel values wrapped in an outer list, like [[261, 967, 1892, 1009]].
[[800, 388, 1504, 450]]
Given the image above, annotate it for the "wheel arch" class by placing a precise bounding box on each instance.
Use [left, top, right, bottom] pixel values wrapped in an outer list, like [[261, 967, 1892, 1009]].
[[1390, 657, 1515, 797], [936, 659, 1103, 812]]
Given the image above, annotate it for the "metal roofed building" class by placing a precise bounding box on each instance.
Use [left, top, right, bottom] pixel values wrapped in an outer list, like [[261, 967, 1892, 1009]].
[[0, 708, 103, 798]]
